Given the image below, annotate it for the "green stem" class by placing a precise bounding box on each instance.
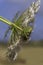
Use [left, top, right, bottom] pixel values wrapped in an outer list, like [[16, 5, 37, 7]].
[[0, 16, 23, 31]]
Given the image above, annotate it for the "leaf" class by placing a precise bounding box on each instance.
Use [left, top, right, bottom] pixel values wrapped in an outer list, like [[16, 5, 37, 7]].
[[21, 26, 32, 39], [3, 26, 11, 39], [9, 26, 20, 45], [12, 11, 20, 22]]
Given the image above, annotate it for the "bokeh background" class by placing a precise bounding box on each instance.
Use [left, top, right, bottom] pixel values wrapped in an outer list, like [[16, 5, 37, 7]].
[[0, 1, 43, 65], [0, 0, 43, 41]]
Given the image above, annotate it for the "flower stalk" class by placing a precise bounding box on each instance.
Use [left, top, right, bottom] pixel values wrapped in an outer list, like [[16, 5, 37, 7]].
[[0, 16, 23, 31]]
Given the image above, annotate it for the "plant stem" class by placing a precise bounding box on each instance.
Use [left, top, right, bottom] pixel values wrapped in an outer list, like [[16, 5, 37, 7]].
[[0, 16, 23, 31]]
